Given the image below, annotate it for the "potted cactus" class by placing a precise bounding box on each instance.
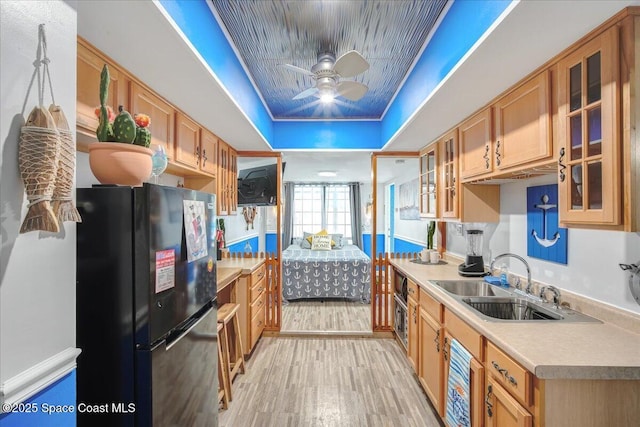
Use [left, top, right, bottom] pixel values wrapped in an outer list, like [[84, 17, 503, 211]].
[[88, 64, 153, 186]]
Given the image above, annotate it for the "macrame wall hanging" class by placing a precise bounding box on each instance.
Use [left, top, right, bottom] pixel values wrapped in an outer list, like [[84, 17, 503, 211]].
[[242, 206, 257, 230], [19, 24, 81, 234]]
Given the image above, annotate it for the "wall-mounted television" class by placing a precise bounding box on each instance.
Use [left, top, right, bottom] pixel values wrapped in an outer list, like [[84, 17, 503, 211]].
[[237, 162, 285, 206]]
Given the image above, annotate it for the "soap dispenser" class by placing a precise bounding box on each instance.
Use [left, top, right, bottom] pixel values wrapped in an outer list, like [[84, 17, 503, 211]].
[[499, 264, 509, 287], [244, 241, 252, 255]]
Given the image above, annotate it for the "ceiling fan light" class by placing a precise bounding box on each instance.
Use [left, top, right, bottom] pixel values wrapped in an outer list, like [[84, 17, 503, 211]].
[[320, 91, 335, 103]]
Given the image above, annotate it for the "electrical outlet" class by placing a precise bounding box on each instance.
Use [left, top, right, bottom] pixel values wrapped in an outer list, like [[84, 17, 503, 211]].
[[455, 223, 464, 236]]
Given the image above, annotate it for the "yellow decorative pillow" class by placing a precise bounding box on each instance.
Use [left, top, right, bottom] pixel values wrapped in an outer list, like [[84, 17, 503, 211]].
[[311, 234, 332, 251], [306, 229, 335, 246]]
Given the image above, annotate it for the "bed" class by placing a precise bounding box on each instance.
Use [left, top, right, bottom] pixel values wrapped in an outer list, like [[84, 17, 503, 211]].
[[282, 244, 371, 303]]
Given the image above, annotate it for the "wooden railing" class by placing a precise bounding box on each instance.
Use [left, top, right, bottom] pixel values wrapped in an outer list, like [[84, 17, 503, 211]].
[[372, 252, 419, 331], [223, 251, 281, 330]]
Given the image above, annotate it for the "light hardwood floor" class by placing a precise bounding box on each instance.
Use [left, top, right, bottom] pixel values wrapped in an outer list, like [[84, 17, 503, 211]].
[[218, 337, 442, 427], [281, 300, 371, 334]]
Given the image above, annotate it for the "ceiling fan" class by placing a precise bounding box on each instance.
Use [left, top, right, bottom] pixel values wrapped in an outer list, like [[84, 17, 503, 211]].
[[283, 50, 370, 102]]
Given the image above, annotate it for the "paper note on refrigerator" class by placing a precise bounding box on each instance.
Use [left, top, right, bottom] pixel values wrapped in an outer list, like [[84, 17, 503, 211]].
[[155, 249, 176, 293], [183, 200, 208, 262]]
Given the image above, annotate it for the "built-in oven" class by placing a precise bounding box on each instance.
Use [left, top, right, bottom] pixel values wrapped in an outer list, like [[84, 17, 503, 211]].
[[394, 294, 408, 349], [393, 270, 408, 349]]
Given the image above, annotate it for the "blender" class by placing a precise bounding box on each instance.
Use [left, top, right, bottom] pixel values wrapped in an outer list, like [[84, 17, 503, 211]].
[[458, 229, 487, 276]]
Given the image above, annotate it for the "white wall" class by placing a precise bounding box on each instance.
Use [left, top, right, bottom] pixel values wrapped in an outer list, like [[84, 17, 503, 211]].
[[382, 158, 431, 247], [0, 0, 78, 396], [447, 175, 640, 314]]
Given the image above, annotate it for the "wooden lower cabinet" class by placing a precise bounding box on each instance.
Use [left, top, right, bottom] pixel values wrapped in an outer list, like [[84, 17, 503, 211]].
[[443, 330, 484, 427], [235, 262, 266, 356], [407, 292, 419, 373], [418, 306, 443, 416], [485, 379, 532, 427]]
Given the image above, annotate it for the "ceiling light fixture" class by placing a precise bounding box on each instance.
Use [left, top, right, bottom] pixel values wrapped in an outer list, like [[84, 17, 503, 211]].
[[318, 171, 337, 177], [320, 91, 335, 103]]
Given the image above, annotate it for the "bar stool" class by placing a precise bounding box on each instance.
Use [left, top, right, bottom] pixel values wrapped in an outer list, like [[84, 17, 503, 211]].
[[217, 303, 245, 401], [217, 322, 229, 410]]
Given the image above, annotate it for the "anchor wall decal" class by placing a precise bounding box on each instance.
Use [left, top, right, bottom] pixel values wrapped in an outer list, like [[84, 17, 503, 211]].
[[531, 194, 561, 248]]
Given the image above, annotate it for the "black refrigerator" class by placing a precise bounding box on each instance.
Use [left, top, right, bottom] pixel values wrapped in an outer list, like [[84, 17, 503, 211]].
[[76, 184, 218, 427]]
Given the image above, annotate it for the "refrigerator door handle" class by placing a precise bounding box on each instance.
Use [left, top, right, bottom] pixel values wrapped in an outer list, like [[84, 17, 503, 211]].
[[166, 305, 214, 351]]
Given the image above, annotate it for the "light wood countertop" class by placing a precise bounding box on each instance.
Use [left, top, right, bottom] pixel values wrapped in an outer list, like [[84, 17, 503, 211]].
[[390, 257, 640, 380], [218, 257, 266, 275], [217, 266, 242, 294]]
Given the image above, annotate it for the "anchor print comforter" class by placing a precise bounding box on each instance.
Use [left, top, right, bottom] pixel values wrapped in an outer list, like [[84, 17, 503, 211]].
[[282, 244, 371, 303]]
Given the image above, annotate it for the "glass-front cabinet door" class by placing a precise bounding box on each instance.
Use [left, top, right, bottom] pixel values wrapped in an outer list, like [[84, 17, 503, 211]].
[[439, 129, 459, 219], [419, 144, 438, 218], [557, 26, 620, 226]]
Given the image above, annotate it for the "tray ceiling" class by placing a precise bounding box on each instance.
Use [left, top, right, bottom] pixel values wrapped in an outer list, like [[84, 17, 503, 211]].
[[210, 0, 447, 120]]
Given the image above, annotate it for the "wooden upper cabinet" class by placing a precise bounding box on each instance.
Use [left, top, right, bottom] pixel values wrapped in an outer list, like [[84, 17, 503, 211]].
[[217, 140, 230, 215], [175, 112, 201, 170], [77, 42, 129, 146], [200, 128, 218, 176], [494, 70, 552, 171], [228, 147, 238, 215], [131, 83, 175, 161], [438, 129, 459, 219], [557, 26, 620, 226], [459, 108, 493, 181], [419, 143, 438, 218]]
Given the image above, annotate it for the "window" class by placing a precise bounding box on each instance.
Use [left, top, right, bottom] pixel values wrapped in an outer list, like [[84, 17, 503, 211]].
[[293, 184, 351, 240]]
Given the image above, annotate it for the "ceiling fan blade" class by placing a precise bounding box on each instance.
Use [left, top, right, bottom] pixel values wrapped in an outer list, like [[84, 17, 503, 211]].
[[282, 63, 314, 76], [336, 81, 368, 101], [333, 50, 369, 78], [293, 87, 319, 100]]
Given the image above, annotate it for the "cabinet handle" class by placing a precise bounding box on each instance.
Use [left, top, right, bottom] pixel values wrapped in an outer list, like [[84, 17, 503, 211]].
[[492, 361, 518, 387], [558, 147, 566, 182], [443, 337, 449, 361], [202, 149, 207, 167], [451, 177, 456, 198], [434, 329, 440, 352], [195, 146, 201, 162], [486, 384, 493, 418], [495, 140, 501, 166], [483, 144, 490, 169]]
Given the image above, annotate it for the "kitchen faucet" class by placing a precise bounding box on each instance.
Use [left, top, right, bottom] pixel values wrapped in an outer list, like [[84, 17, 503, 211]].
[[489, 253, 533, 294], [539, 285, 562, 307]]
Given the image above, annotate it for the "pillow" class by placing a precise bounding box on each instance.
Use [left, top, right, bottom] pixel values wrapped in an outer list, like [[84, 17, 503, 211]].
[[301, 232, 313, 249], [311, 234, 332, 251], [305, 230, 336, 247], [331, 233, 343, 249]]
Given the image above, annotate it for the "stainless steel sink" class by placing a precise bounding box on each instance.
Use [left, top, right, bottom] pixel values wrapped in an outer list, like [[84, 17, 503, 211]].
[[461, 296, 601, 323], [431, 280, 512, 297], [429, 280, 601, 323]]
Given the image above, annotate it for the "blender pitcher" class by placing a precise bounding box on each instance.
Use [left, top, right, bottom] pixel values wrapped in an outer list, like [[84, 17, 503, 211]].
[[458, 229, 487, 276]]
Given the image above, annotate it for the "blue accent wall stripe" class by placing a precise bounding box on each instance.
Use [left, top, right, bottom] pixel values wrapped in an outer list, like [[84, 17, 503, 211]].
[[265, 233, 278, 254], [381, 0, 511, 145], [227, 236, 259, 254], [362, 233, 385, 259], [158, 0, 273, 143], [273, 120, 380, 150], [0, 371, 76, 427], [393, 237, 424, 254]]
